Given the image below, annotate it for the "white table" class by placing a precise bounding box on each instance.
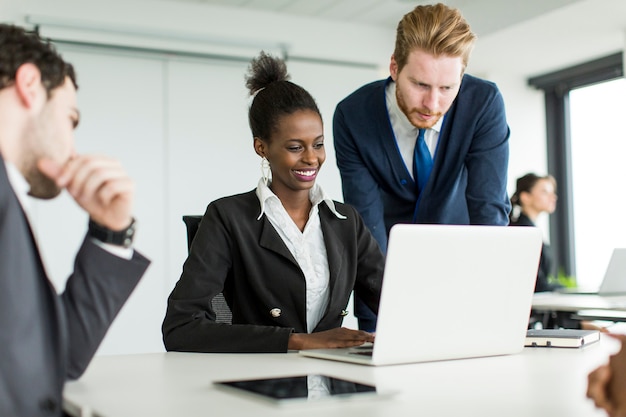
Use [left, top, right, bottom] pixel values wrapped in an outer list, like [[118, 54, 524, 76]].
[[64, 336, 619, 417]]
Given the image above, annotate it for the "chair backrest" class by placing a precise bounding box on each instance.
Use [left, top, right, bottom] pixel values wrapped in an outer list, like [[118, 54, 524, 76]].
[[182, 215, 203, 253], [182, 215, 232, 324]]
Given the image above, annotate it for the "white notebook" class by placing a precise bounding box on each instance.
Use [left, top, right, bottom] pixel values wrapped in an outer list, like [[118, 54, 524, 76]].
[[525, 329, 600, 348]]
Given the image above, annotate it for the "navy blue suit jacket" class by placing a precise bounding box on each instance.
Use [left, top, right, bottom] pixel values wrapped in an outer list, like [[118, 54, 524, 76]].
[[334, 76, 511, 252]]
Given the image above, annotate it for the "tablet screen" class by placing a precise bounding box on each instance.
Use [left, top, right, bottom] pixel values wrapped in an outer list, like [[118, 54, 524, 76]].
[[214, 374, 381, 405]]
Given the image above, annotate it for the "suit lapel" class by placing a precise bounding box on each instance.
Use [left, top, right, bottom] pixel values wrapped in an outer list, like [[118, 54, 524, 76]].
[[318, 206, 345, 311], [374, 79, 415, 185], [256, 204, 307, 329], [255, 198, 348, 330], [257, 215, 299, 267], [0, 156, 67, 384], [0, 157, 50, 282]]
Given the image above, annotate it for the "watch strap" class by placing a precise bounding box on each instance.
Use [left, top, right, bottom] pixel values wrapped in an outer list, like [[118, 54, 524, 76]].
[[88, 218, 136, 248]]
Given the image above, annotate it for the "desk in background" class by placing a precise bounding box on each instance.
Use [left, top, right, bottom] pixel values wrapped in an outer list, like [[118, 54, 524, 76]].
[[64, 337, 618, 417], [532, 293, 626, 313], [532, 293, 626, 326]]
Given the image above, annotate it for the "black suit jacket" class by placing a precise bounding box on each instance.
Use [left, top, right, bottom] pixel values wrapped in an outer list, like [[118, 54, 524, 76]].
[[0, 156, 150, 417], [509, 213, 560, 292], [162, 190, 384, 353]]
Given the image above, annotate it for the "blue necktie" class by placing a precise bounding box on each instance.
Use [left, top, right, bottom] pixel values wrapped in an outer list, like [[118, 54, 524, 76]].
[[413, 129, 433, 192]]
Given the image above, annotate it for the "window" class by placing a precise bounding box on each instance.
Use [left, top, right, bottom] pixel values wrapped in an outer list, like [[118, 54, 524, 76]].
[[528, 53, 623, 286], [569, 78, 626, 287]]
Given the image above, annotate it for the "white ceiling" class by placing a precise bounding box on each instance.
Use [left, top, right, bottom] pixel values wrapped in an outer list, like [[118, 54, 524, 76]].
[[152, 0, 585, 36]]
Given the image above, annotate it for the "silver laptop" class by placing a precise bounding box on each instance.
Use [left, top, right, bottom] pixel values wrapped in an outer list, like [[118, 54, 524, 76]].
[[558, 248, 626, 295], [299, 224, 543, 366]]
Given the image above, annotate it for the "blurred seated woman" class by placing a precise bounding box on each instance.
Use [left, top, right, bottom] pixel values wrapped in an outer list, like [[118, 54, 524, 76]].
[[162, 52, 384, 353], [509, 173, 561, 293]]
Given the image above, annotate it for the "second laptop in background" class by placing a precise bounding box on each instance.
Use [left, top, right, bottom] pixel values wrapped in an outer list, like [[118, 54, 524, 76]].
[[558, 248, 626, 295]]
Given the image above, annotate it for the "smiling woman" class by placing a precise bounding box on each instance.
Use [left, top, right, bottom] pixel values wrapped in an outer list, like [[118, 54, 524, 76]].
[[247, 53, 326, 227], [254, 108, 325, 224], [161, 51, 385, 355]]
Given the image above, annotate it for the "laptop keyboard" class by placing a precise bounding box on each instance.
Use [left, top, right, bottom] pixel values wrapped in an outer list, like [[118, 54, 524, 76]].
[[348, 346, 373, 356], [350, 351, 373, 357]]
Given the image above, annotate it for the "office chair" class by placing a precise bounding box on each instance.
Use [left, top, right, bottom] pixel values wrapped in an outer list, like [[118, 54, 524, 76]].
[[182, 215, 232, 324]]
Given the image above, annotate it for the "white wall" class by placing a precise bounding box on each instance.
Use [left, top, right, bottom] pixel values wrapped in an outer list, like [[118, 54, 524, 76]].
[[2, 0, 391, 354], [2, 0, 624, 354], [9, 0, 394, 68], [472, 0, 626, 176], [469, 0, 626, 237], [30, 47, 170, 354]]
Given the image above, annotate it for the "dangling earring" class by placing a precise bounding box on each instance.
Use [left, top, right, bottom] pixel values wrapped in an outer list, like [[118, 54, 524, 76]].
[[261, 157, 271, 186]]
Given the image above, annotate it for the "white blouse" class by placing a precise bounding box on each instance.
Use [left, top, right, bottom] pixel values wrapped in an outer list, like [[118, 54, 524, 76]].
[[256, 179, 346, 333]]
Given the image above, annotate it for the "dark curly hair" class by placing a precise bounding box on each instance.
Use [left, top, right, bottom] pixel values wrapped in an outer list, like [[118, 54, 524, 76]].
[[0, 24, 77, 95], [245, 51, 320, 141]]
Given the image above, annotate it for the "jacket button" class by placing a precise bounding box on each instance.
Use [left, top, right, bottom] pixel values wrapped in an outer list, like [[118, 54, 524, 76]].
[[39, 397, 57, 413], [270, 308, 281, 318]]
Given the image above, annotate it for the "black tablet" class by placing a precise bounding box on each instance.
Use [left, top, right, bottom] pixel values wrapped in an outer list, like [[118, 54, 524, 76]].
[[214, 374, 391, 406]]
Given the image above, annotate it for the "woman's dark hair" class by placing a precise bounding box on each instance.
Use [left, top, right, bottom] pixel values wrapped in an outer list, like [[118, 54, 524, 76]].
[[509, 172, 556, 221], [510, 172, 557, 214], [245, 51, 321, 141]]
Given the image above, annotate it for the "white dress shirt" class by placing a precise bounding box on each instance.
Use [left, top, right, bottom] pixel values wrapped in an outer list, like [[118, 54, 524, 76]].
[[385, 81, 443, 179], [256, 178, 346, 333], [5, 161, 33, 220]]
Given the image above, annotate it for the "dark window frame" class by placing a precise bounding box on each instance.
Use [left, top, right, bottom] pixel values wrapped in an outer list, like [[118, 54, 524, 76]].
[[527, 52, 623, 277]]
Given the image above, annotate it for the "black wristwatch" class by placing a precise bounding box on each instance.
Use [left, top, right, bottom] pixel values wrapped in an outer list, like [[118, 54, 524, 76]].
[[88, 218, 136, 248]]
